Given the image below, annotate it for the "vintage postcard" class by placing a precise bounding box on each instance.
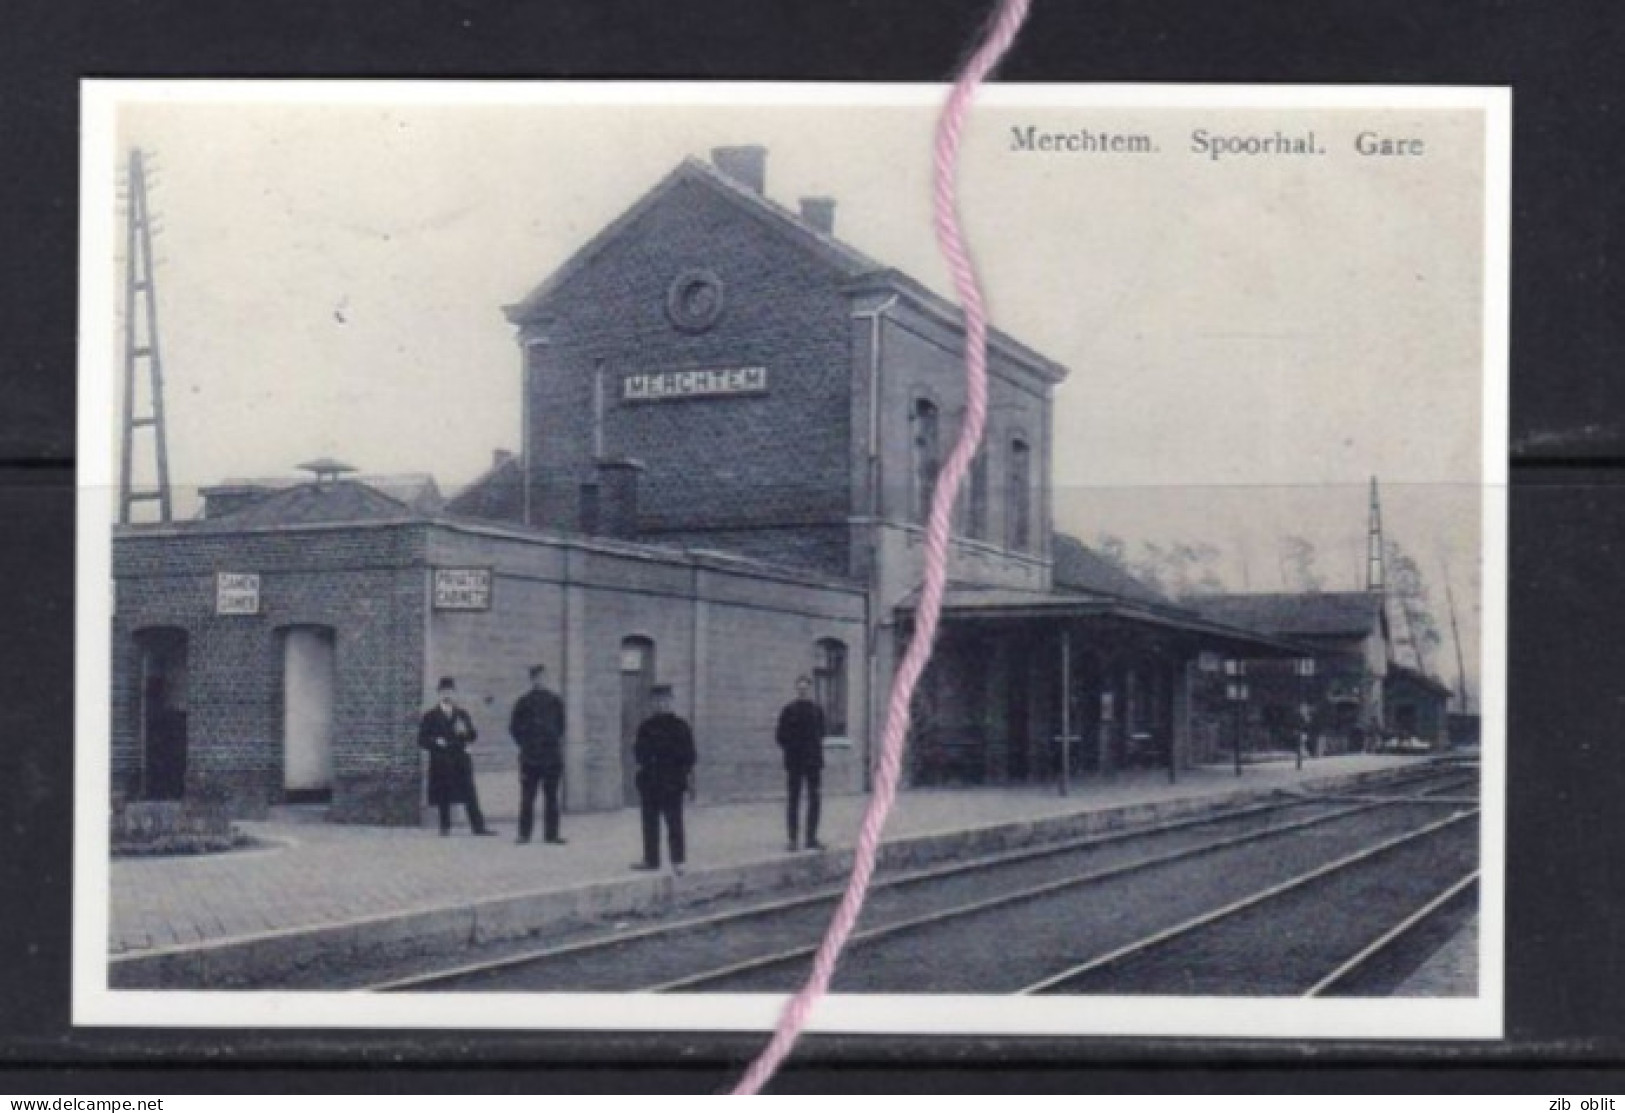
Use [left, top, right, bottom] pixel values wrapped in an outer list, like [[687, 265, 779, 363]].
[[75, 82, 1509, 1038]]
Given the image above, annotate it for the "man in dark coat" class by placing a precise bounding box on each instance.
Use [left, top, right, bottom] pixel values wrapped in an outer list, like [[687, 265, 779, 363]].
[[775, 674, 826, 852], [630, 684, 696, 875], [510, 663, 567, 845], [418, 677, 496, 836]]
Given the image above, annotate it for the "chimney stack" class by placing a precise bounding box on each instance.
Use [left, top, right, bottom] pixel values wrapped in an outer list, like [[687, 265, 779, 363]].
[[492, 448, 515, 470], [581, 457, 644, 540], [799, 197, 836, 235], [711, 145, 767, 194]]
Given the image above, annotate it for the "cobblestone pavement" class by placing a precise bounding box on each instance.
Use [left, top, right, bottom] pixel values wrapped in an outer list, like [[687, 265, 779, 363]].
[[1395, 913, 1479, 996], [108, 755, 1421, 954]]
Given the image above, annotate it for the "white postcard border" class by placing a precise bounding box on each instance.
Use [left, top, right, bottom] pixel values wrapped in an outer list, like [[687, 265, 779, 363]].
[[75, 81, 1510, 1039]]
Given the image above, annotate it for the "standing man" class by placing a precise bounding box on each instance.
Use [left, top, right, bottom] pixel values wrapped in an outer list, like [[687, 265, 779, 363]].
[[418, 677, 496, 837], [510, 663, 568, 845], [630, 683, 696, 876], [775, 674, 826, 852]]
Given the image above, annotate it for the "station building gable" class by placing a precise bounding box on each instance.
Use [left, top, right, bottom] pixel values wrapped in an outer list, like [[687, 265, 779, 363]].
[[507, 153, 859, 573], [497, 147, 1068, 593]]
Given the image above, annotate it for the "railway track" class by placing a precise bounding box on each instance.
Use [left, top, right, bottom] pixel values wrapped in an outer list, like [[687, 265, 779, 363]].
[[1020, 811, 1477, 996], [374, 763, 1478, 996]]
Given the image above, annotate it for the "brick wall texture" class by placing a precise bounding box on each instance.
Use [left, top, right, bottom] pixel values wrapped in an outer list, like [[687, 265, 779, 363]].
[[519, 173, 855, 575], [113, 525, 427, 825], [113, 519, 865, 825]]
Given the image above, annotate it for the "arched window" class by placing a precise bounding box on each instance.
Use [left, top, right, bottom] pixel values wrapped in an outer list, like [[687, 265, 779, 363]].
[[279, 624, 337, 800], [814, 638, 849, 736], [133, 626, 189, 801], [1007, 437, 1032, 551], [911, 398, 940, 525], [967, 449, 990, 540], [619, 636, 657, 806]]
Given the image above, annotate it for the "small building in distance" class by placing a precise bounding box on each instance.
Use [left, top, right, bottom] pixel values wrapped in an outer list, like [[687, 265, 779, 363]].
[[1189, 590, 1452, 752]]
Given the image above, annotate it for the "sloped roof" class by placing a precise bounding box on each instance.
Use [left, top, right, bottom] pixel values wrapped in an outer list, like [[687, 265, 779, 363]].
[[200, 479, 421, 529], [1387, 662, 1453, 699], [505, 156, 880, 322], [1051, 534, 1171, 607], [502, 154, 1067, 382], [444, 454, 524, 524], [1189, 591, 1384, 639], [204, 473, 443, 515], [896, 585, 1313, 657]]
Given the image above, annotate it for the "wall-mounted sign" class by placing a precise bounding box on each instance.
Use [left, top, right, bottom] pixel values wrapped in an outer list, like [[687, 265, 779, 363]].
[[216, 572, 261, 615], [623, 366, 767, 402], [433, 568, 492, 611]]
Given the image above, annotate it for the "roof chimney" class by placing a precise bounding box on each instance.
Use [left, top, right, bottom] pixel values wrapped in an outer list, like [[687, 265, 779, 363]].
[[298, 457, 357, 488], [581, 457, 644, 540], [711, 145, 767, 194], [492, 449, 515, 470], [799, 197, 836, 235]]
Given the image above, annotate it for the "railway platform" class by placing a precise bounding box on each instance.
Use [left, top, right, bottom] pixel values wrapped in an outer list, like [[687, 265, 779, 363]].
[[107, 753, 1434, 988]]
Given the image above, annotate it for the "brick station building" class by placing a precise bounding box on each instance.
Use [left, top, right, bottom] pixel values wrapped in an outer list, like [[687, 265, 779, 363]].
[[111, 145, 1315, 825]]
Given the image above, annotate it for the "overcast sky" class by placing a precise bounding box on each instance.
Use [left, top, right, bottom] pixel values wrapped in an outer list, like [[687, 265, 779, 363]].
[[98, 87, 1493, 691]]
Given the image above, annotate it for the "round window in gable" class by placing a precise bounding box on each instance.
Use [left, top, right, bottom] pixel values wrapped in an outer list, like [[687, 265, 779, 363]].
[[665, 269, 726, 334]]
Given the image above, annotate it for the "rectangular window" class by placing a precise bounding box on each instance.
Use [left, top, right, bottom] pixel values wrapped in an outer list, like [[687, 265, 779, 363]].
[[1007, 439, 1031, 551], [968, 450, 989, 540], [815, 639, 848, 736], [912, 399, 940, 525]]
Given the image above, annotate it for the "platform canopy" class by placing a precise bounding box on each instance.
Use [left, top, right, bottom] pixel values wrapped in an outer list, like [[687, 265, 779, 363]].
[[897, 586, 1318, 660]]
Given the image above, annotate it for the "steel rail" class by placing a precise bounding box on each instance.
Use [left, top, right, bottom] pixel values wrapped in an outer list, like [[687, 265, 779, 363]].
[[1303, 870, 1479, 997], [643, 799, 1421, 994], [1316, 795, 1478, 806], [368, 795, 1304, 992], [1018, 807, 1478, 995], [370, 764, 1461, 994]]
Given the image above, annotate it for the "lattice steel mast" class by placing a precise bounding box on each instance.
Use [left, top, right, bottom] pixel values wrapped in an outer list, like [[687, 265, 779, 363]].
[[119, 147, 173, 524]]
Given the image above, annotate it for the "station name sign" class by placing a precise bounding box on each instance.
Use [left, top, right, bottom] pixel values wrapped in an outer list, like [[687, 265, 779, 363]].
[[623, 366, 767, 402], [433, 567, 492, 611], [216, 572, 261, 615]]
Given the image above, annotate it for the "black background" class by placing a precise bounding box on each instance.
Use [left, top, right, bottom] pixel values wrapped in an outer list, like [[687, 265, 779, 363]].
[[3, 0, 1624, 1095]]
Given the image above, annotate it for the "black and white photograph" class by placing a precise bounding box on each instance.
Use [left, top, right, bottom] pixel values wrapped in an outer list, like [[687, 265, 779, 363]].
[[74, 83, 1508, 1037]]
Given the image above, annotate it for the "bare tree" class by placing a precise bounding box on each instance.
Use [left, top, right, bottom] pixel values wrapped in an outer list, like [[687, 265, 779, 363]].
[[1094, 535, 1227, 601], [1384, 540, 1444, 671], [1278, 534, 1324, 593]]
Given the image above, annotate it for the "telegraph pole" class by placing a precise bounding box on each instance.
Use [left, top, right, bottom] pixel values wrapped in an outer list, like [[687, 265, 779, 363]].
[[1442, 557, 1472, 714], [1366, 476, 1385, 595], [119, 147, 174, 524]]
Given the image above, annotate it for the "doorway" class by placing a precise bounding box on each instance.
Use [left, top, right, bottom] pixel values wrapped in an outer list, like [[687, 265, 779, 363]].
[[135, 627, 189, 800], [619, 637, 656, 806], [281, 625, 336, 801]]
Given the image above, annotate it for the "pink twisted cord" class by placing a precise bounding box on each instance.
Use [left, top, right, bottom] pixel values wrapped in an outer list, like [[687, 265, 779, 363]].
[[730, 0, 1033, 1093]]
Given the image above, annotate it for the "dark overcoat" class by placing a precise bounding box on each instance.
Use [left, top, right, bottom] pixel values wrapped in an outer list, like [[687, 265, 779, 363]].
[[633, 712, 697, 795], [775, 698, 826, 772], [509, 687, 567, 771], [419, 703, 479, 806]]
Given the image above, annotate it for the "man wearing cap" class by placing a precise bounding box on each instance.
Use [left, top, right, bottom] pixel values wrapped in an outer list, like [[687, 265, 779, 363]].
[[775, 674, 826, 852], [630, 684, 697, 875], [510, 664, 568, 845], [418, 677, 496, 837]]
